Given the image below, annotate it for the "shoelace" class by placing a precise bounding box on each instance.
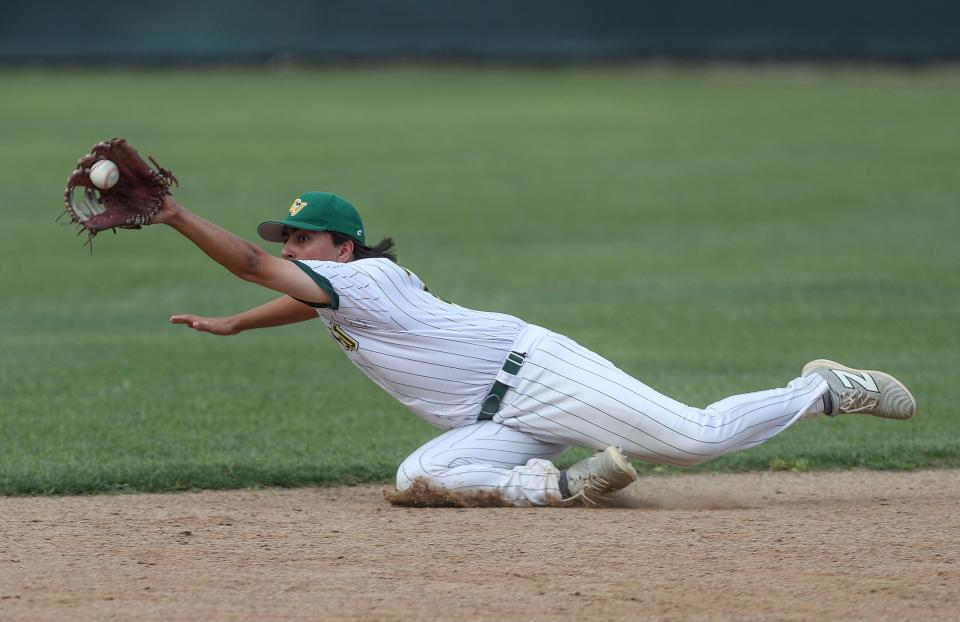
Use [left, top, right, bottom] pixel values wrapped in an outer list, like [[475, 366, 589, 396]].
[[839, 388, 880, 414], [566, 474, 612, 507]]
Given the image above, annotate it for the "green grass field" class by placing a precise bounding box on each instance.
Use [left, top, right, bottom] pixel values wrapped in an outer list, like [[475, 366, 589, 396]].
[[1, 67, 958, 495]]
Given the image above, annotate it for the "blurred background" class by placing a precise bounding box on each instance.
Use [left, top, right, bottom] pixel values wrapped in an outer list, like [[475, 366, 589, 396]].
[[1, 1, 958, 493], [2, 0, 959, 64]]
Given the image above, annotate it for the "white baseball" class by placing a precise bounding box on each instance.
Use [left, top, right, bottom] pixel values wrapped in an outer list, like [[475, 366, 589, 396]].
[[89, 160, 120, 190]]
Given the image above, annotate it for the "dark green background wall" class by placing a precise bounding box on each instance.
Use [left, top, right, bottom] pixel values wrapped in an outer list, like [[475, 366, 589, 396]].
[[2, 0, 958, 62]]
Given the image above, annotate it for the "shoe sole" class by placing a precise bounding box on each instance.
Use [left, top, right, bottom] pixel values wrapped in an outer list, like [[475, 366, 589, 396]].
[[802, 359, 916, 419]]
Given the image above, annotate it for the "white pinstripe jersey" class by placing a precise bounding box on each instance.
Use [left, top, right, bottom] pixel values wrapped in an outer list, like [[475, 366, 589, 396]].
[[294, 258, 527, 428]]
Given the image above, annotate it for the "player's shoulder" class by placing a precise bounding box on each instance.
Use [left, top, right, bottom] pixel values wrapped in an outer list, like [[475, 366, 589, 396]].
[[350, 257, 409, 276], [350, 257, 397, 269], [351, 258, 424, 286], [297, 257, 416, 285], [295, 259, 334, 267], [293, 258, 362, 281]]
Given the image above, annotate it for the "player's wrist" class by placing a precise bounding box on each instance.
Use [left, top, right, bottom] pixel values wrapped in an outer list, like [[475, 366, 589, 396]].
[[157, 195, 185, 226], [225, 316, 244, 335]]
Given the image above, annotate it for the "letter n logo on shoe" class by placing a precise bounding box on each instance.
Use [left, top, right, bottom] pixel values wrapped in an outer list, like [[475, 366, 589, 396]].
[[830, 369, 879, 392]]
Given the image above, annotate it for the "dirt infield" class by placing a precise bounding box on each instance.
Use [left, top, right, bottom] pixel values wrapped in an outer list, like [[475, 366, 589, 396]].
[[2, 470, 957, 621]]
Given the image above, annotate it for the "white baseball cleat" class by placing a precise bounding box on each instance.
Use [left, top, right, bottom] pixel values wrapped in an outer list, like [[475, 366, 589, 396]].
[[561, 446, 638, 505], [802, 359, 916, 420]]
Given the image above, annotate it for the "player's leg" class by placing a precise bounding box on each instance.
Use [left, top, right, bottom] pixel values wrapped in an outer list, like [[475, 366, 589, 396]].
[[497, 332, 833, 467], [395, 420, 567, 506]]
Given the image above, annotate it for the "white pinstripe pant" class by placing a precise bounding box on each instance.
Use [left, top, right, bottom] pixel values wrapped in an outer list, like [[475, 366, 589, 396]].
[[396, 330, 829, 506]]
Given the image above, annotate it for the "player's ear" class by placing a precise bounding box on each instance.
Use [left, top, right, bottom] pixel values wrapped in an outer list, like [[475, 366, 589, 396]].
[[337, 238, 355, 262]]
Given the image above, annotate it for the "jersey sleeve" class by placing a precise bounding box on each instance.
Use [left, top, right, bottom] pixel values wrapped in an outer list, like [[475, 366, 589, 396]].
[[291, 260, 385, 320], [291, 260, 342, 309]]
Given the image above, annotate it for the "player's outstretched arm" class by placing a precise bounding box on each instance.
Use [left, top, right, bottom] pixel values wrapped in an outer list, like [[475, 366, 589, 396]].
[[171, 296, 317, 335], [154, 196, 330, 305]]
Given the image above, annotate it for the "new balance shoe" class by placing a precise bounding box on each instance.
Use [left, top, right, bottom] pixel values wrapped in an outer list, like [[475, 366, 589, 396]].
[[561, 446, 638, 505], [802, 359, 916, 420]]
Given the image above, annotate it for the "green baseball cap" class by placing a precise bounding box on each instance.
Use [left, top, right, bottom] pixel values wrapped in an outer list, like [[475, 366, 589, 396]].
[[257, 192, 365, 244]]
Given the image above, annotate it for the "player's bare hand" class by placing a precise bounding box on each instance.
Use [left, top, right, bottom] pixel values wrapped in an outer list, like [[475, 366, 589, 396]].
[[153, 194, 184, 226], [170, 314, 239, 336]]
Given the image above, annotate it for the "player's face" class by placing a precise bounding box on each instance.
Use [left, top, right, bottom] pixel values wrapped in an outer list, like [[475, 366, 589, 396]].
[[280, 228, 351, 263]]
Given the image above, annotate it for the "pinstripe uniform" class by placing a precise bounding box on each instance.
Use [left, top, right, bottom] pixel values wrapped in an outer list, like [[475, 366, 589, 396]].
[[296, 258, 829, 506], [294, 258, 528, 429]]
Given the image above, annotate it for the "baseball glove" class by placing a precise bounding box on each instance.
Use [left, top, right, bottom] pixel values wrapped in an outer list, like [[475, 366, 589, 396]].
[[62, 138, 178, 247]]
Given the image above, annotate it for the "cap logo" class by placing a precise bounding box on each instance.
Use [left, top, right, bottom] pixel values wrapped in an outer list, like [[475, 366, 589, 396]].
[[289, 198, 308, 216]]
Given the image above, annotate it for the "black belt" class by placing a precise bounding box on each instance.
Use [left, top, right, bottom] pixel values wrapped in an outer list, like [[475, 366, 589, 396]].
[[478, 351, 525, 420]]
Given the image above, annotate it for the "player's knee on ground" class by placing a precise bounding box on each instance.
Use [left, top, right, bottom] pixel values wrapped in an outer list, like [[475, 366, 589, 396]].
[[395, 436, 485, 491], [394, 448, 486, 492], [395, 452, 444, 492]]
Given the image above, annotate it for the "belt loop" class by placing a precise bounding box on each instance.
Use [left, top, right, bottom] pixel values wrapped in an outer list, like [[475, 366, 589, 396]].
[[502, 351, 525, 375]]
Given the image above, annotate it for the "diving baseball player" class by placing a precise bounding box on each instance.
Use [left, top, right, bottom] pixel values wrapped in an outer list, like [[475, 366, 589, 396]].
[[157, 191, 917, 506]]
